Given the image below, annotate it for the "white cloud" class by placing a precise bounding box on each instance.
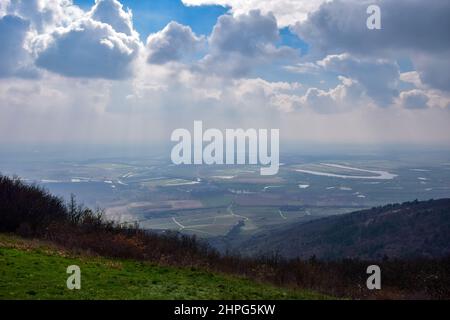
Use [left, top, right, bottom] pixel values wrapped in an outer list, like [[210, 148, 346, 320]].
[[317, 54, 400, 106], [181, 0, 330, 27], [5, 0, 83, 32], [398, 89, 429, 110], [400, 71, 422, 88], [89, 0, 136, 37], [1, 62, 450, 146], [0, 14, 37, 77], [199, 10, 297, 77], [34, 17, 141, 79], [146, 21, 205, 65], [0, 0, 142, 79], [299, 76, 369, 113], [0, 0, 84, 78], [230, 77, 302, 112], [287, 53, 401, 107], [400, 71, 450, 109], [284, 62, 321, 74], [293, 0, 450, 91], [0, 0, 9, 16], [293, 0, 450, 55]]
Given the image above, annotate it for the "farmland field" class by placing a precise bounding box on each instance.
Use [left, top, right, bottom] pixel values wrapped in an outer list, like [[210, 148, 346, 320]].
[[1, 145, 450, 249]]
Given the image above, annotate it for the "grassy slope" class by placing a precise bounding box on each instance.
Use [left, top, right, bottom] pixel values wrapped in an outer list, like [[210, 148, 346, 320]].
[[0, 234, 328, 300]]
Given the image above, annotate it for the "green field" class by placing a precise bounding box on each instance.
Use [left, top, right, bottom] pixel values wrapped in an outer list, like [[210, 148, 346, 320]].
[[0, 234, 328, 300]]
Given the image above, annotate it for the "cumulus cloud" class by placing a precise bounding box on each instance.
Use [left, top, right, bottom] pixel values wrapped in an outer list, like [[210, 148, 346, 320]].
[[287, 54, 401, 107], [398, 90, 429, 110], [293, 0, 450, 55], [300, 76, 368, 113], [0, 0, 9, 16], [27, 0, 142, 79], [181, 0, 329, 27], [1, 60, 450, 146], [5, 0, 83, 32], [412, 53, 450, 92], [0, 14, 37, 77], [400, 71, 422, 88], [35, 17, 140, 79], [229, 78, 302, 112], [317, 54, 400, 106], [89, 0, 136, 36], [146, 21, 205, 65], [219, 76, 367, 114], [293, 0, 450, 91], [0, 0, 141, 79], [200, 10, 297, 76], [400, 71, 450, 109]]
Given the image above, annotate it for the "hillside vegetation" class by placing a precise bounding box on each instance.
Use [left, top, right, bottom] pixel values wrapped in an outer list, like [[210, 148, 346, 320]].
[[240, 199, 450, 260], [0, 234, 323, 300]]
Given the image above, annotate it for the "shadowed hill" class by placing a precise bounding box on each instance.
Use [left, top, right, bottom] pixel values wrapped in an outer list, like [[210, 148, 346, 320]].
[[239, 199, 450, 260]]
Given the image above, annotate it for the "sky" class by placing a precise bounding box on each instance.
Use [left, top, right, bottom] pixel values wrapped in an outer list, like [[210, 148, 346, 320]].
[[0, 0, 449, 146]]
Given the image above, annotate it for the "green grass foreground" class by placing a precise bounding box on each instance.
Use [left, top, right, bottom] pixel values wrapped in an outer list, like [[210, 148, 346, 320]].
[[0, 234, 329, 300]]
